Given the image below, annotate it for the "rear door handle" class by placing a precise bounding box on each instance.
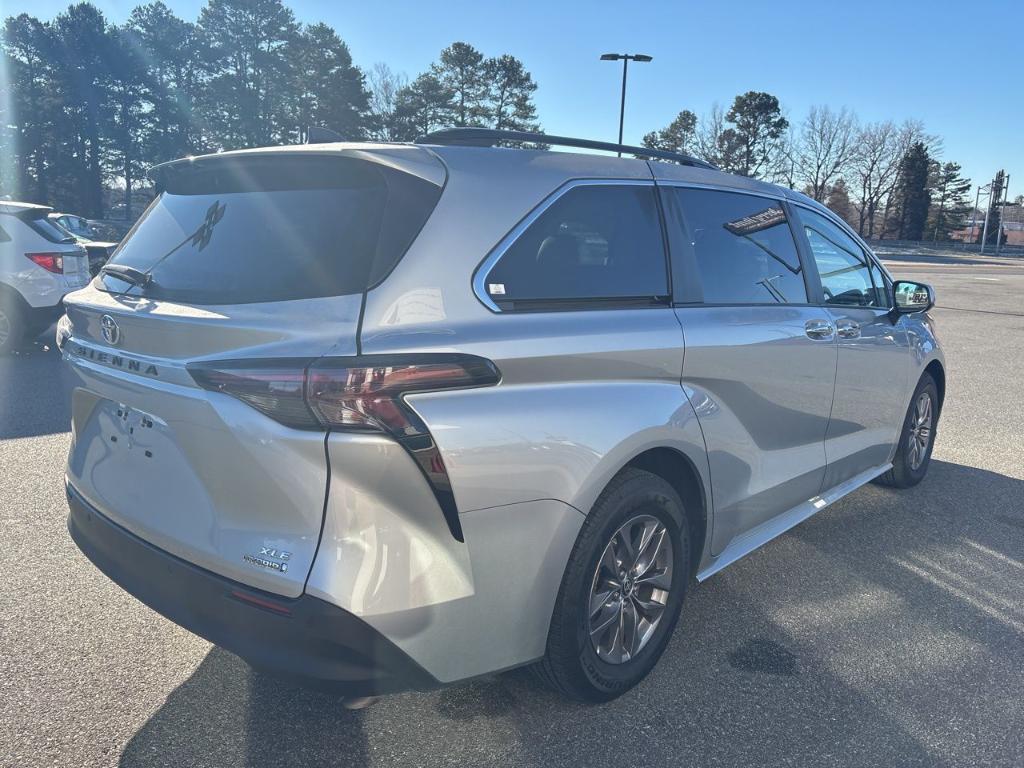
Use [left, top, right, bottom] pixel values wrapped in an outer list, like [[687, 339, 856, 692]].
[[804, 319, 835, 340], [836, 320, 861, 339]]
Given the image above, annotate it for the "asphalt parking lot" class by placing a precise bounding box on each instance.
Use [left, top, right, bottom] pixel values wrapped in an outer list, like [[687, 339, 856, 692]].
[[2, 251, 1023, 768]]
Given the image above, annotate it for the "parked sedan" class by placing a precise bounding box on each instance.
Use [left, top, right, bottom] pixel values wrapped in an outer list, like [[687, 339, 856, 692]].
[[48, 212, 117, 276]]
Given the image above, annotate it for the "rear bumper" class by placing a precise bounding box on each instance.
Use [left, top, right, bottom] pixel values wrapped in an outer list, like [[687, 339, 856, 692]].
[[66, 482, 439, 696], [27, 301, 65, 329]]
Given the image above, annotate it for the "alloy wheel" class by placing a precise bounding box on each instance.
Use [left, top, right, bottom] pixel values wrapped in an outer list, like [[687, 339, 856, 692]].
[[588, 514, 673, 665], [907, 391, 933, 470]]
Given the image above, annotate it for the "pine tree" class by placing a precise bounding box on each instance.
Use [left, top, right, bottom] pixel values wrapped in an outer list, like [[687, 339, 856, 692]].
[[825, 178, 854, 225], [432, 42, 488, 127], [888, 141, 931, 240], [198, 0, 299, 149], [722, 91, 788, 178], [103, 25, 154, 219], [0, 13, 60, 203], [127, 2, 209, 159], [927, 162, 972, 241], [392, 73, 454, 140], [50, 3, 112, 217], [485, 54, 538, 132], [642, 110, 697, 156], [290, 23, 371, 140], [984, 170, 1006, 246]]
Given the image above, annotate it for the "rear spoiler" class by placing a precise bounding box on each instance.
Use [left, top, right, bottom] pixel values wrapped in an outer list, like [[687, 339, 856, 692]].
[[149, 146, 446, 191], [0, 204, 52, 220]]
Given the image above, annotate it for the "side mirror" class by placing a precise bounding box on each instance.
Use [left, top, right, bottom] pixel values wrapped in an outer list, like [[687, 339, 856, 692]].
[[892, 280, 935, 314]]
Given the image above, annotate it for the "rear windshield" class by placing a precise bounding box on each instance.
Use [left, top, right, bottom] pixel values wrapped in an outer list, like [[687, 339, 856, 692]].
[[99, 155, 442, 305], [26, 215, 77, 244]]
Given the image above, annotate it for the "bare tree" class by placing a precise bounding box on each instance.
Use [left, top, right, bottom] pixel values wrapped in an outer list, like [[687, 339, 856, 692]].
[[694, 103, 728, 167], [367, 62, 408, 141], [767, 123, 798, 189], [851, 119, 936, 239], [795, 106, 857, 201], [851, 121, 899, 237]]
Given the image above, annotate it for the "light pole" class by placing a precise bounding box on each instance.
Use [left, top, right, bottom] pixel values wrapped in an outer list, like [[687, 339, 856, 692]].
[[600, 53, 653, 156]]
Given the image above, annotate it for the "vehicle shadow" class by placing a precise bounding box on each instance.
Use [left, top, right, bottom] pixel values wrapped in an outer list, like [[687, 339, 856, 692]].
[[119, 648, 371, 768], [0, 328, 73, 439], [116, 460, 1024, 766]]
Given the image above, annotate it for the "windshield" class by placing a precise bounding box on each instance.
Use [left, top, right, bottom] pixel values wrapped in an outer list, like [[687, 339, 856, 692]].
[[50, 219, 88, 243], [56, 216, 97, 238]]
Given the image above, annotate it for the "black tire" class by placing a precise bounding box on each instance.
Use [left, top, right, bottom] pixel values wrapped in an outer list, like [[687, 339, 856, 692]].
[[0, 298, 26, 355], [875, 372, 939, 489], [536, 468, 690, 702]]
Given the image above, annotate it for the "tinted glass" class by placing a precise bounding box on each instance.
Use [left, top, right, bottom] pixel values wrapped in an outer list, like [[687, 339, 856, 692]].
[[26, 216, 76, 244], [672, 188, 807, 304], [867, 259, 891, 307], [484, 185, 668, 304], [100, 156, 441, 305], [796, 207, 881, 307], [58, 215, 96, 238]]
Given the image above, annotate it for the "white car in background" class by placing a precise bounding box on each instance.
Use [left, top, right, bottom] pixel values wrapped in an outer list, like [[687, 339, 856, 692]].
[[0, 202, 90, 353]]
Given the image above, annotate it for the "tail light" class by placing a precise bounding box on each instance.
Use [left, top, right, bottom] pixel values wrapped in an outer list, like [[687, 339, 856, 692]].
[[26, 252, 64, 274], [189, 355, 501, 541]]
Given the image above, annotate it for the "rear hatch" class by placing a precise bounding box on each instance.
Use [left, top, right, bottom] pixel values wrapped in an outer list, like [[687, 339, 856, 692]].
[[12, 208, 90, 289], [61, 147, 445, 597]]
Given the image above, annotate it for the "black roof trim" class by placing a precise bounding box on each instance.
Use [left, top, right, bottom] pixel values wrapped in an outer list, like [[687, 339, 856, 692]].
[[415, 128, 718, 170]]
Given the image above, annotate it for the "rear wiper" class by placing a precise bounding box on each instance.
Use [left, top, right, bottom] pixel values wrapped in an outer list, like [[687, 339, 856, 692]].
[[100, 264, 153, 288]]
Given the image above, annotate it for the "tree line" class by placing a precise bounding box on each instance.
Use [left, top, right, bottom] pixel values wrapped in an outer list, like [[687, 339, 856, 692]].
[[0, 1, 539, 218], [641, 98, 989, 242], [1, 1, 996, 243]]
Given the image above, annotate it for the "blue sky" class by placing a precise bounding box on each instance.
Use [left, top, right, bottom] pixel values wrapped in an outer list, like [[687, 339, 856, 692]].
[[17, 0, 1024, 195]]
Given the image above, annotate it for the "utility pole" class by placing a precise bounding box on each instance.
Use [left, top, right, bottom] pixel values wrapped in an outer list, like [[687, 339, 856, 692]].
[[995, 174, 1011, 256], [966, 185, 981, 250], [981, 179, 993, 254], [599, 53, 653, 156]]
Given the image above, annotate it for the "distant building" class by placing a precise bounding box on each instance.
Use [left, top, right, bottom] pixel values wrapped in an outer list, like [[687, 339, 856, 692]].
[[952, 203, 1024, 245]]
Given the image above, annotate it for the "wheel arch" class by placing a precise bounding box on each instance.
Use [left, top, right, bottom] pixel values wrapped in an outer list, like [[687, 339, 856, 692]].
[[924, 359, 946, 412], [0, 280, 29, 310], [623, 447, 708, 575]]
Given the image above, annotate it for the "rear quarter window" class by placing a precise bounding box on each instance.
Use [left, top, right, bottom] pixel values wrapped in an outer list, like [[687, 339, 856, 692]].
[[482, 184, 669, 309], [100, 156, 442, 305]]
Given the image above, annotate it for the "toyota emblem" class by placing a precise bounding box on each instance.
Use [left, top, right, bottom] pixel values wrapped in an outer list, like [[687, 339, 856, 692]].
[[100, 314, 120, 346]]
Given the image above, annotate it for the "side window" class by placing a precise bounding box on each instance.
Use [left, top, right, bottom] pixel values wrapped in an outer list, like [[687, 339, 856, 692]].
[[0, 222, 10, 243], [483, 184, 668, 306], [671, 188, 807, 304], [867, 259, 891, 307], [795, 207, 881, 307]]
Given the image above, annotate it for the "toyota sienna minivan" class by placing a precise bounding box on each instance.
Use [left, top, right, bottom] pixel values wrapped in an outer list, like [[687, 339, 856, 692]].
[[60, 129, 944, 702]]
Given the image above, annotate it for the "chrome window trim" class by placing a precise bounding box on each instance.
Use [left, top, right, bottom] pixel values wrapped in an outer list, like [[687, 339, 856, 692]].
[[655, 179, 788, 203], [472, 178, 659, 313]]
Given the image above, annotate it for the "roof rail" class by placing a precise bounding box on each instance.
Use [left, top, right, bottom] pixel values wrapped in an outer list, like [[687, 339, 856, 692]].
[[415, 127, 718, 170]]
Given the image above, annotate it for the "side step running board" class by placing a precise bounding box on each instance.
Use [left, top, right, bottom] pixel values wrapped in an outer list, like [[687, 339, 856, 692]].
[[696, 463, 891, 582]]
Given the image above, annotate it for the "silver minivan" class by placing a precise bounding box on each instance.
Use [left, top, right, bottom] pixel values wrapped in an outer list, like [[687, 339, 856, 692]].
[[61, 129, 944, 702]]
